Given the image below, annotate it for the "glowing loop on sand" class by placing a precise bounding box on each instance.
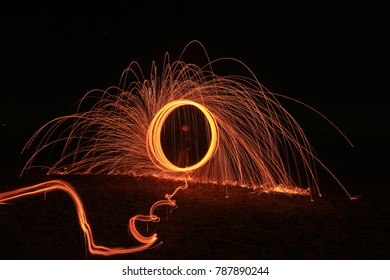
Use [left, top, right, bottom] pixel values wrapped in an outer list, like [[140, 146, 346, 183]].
[[0, 180, 188, 256], [147, 99, 219, 172]]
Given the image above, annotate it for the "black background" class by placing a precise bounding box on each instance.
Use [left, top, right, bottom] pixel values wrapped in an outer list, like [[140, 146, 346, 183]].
[[0, 1, 389, 260]]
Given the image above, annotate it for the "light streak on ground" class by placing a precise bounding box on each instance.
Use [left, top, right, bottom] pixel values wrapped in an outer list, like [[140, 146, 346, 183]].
[[0, 180, 188, 256]]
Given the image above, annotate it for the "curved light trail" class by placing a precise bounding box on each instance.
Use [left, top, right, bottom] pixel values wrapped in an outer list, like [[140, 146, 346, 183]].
[[147, 99, 219, 172], [0, 180, 188, 256]]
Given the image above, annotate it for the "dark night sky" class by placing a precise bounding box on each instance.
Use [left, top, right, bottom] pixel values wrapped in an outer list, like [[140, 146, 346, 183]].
[[1, 1, 388, 169]]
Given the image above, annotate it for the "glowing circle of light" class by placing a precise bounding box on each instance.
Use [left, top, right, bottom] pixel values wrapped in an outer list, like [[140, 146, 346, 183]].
[[147, 99, 219, 172]]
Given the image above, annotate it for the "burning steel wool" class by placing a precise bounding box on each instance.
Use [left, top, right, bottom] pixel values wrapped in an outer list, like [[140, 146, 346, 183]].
[[0, 41, 354, 256]]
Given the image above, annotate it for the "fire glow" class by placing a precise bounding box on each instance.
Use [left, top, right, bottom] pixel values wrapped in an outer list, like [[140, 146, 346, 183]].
[[0, 41, 354, 256]]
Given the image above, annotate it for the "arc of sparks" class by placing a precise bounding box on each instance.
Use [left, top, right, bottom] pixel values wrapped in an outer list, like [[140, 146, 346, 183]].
[[0, 41, 357, 257], [19, 40, 355, 199], [0, 180, 188, 256]]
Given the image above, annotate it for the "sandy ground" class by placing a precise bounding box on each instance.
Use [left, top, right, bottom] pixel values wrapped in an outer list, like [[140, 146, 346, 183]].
[[0, 165, 389, 260]]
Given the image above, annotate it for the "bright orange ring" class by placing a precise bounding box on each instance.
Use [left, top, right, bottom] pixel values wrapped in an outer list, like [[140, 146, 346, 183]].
[[147, 100, 218, 172]]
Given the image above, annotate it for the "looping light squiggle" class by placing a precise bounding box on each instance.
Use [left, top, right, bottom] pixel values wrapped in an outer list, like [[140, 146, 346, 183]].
[[0, 180, 188, 256]]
